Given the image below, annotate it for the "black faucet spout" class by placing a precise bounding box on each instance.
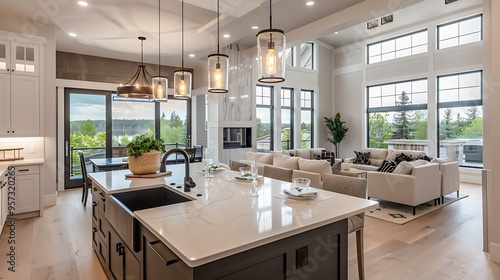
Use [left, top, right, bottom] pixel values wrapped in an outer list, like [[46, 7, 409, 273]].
[[160, 148, 196, 192]]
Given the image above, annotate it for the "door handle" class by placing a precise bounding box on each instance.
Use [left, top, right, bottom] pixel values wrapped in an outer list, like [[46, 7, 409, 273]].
[[65, 141, 69, 157]]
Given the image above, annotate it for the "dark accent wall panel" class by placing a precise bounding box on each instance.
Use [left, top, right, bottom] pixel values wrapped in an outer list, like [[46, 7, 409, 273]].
[[56, 51, 193, 87]]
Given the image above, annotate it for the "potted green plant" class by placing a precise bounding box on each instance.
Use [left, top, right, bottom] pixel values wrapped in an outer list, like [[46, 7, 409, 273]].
[[127, 133, 166, 175], [324, 113, 348, 158]]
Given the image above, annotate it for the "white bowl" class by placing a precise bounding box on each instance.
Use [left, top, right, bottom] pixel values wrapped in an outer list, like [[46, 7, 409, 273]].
[[292, 178, 311, 189]]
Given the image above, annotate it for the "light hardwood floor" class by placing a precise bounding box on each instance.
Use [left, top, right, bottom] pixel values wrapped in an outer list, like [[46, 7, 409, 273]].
[[0, 183, 498, 279]]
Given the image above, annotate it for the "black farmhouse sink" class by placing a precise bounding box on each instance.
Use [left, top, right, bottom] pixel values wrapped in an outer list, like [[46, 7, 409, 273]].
[[107, 186, 193, 252]]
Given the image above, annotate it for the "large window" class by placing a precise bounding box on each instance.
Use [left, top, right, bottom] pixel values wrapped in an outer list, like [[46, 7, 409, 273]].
[[256, 85, 274, 152], [160, 100, 190, 150], [281, 88, 294, 150], [367, 30, 428, 64], [438, 71, 483, 167], [438, 14, 482, 49], [300, 90, 314, 148], [367, 79, 428, 148]]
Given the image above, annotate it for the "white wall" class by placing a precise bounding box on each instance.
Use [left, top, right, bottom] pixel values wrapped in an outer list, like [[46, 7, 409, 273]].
[[0, 16, 57, 206]]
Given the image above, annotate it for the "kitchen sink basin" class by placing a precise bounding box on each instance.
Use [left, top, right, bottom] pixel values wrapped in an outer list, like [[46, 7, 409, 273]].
[[106, 186, 193, 252], [112, 186, 192, 212]]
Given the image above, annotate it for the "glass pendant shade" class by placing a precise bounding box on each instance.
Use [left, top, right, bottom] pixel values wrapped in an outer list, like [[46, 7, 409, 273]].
[[174, 70, 192, 99], [152, 76, 168, 101], [208, 53, 229, 93], [257, 29, 285, 83]]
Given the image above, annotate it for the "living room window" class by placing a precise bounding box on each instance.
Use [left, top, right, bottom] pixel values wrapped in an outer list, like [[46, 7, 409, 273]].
[[367, 29, 428, 64], [284, 47, 294, 67], [281, 88, 294, 150], [256, 85, 274, 152], [437, 71, 483, 168], [437, 14, 482, 50], [300, 90, 314, 148], [300, 42, 314, 69], [367, 79, 428, 149]]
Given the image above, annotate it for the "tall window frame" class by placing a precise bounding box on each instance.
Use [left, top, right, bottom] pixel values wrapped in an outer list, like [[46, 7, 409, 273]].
[[437, 70, 483, 168], [367, 29, 428, 64], [256, 85, 274, 152], [300, 90, 314, 148], [437, 14, 483, 50], [300, 42, 314, 70], [366, 78, 428, 148], [281, 87, 294, 150]]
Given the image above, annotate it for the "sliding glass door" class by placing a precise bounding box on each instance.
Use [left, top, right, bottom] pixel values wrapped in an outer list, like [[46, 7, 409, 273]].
[[64, 89, 111, 189]]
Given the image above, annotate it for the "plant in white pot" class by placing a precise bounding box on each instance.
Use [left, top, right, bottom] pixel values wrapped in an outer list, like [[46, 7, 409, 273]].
[[127, 133, 166, 175]]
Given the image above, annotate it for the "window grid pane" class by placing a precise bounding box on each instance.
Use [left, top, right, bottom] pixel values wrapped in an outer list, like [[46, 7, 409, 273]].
[[368, 79, 428, 109], [438, 15, 482, 49], [367, 30, 428, 64]]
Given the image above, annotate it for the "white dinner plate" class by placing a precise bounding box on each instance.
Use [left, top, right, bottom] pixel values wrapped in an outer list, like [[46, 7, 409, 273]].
[[234, 175, 263, 182], [282, 189, 318, 200]]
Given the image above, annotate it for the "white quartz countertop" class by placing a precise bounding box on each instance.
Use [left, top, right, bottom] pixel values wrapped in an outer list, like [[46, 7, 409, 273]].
[[90, 163, 378, 267], [0, 159, 45, 175]]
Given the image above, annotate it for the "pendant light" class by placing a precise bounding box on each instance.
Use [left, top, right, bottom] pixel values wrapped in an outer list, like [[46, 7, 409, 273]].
[[152, 0, 168, 102], [256, 0, 285, 83], [117, 37, 153, 98], [207, 0, 229, 93], [174, 0, 192, 99]]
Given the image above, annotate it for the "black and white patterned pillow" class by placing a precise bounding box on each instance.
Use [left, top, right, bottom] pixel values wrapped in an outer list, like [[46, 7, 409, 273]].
[[377, 160, 397, 173], [314, 154, 322, 160], [353, 151, 371, 165], [331, 161, 341, 175], [394, 153, 413, 164], [416, 154, 433, 162], [289, 152, 295, 157]]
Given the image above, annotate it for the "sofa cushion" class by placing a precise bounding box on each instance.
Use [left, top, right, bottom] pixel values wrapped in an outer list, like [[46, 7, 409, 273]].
[[282, 149, 296, 157], [430, 157, 452, 165], [309, 148, 325, 160], [377, 160, 397, 173], [298, 158, 332, 176], [353, 151, 371, 165], [246, 152, 273, 164], [364, 148, 389, 160], [273, 154, 300, 170], [386, 149, 426, 161], [296, 149, 312, 159]]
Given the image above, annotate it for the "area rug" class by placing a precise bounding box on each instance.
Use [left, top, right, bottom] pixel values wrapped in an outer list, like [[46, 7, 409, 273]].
[[365, 194, 468, 225]]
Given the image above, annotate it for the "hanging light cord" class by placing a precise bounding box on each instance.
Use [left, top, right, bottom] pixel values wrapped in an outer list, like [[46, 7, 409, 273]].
[[158, 0, 161, 76], [217, 0, 220, 54], [269, 0, 272, 29], [181, 0, 184, 70]]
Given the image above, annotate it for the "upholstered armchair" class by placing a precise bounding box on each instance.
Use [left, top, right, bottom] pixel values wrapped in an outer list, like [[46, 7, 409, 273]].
[[367, 163, 441, 215], [439, 161, 460, 203]]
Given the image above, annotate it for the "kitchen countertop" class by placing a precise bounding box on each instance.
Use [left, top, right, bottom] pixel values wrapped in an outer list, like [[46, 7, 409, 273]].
[[89, 163, 378, 267], [0, 159, 45, 175]]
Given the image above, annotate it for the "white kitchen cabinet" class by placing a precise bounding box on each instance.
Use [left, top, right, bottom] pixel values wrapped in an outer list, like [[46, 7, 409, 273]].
[[0, 40, 39, 76], [10, 165, 40, 215], [0, 35, 42, 137]]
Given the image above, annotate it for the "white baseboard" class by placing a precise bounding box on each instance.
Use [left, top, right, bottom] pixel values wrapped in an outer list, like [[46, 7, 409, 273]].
[[489, 242, 500, 263], [43, 194, 57, 207]]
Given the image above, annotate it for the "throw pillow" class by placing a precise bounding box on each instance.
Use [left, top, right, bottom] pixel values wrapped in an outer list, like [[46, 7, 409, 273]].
[[392, 161, 414, 175], [331, 161, 341, 175], [353, 151, 371, 165], [314, 154, 322, 160], [377, 160, 397, 173], [416, 154, 433, 162], [394, 153, 414, 164], [430, 157, 452, 165]]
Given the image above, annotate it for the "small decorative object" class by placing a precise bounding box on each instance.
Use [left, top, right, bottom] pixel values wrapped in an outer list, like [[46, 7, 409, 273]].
[[324, 113, 349, 158], [127, 133, 166, 175]]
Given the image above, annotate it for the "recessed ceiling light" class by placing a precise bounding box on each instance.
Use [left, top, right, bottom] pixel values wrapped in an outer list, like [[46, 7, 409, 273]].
[[189, 54, 195, 57], [251, 26, 259, 30], [223, 34, 230, 38], [69, 33, 77, 37], [306, 1, 314, 6], [334, 31, 339, 35], [78, 1, 88, 6]]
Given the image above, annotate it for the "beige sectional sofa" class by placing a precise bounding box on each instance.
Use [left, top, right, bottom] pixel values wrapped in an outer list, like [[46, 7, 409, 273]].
[[243, 151, 333, 188], [344, 148, 426, 171]]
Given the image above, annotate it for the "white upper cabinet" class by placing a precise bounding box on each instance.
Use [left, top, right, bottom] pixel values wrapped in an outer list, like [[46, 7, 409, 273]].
[[0, 40, 39, 76]]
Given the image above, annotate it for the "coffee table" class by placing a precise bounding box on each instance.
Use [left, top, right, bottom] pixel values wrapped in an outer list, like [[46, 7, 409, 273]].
[[340, 168, 367, 178]]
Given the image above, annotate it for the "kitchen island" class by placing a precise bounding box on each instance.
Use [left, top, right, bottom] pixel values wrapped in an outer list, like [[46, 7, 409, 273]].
[[89, 163, 378, 279]]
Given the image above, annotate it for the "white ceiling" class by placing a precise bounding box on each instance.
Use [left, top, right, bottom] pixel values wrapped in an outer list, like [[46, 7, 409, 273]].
[[0, 0, 483, 68]]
